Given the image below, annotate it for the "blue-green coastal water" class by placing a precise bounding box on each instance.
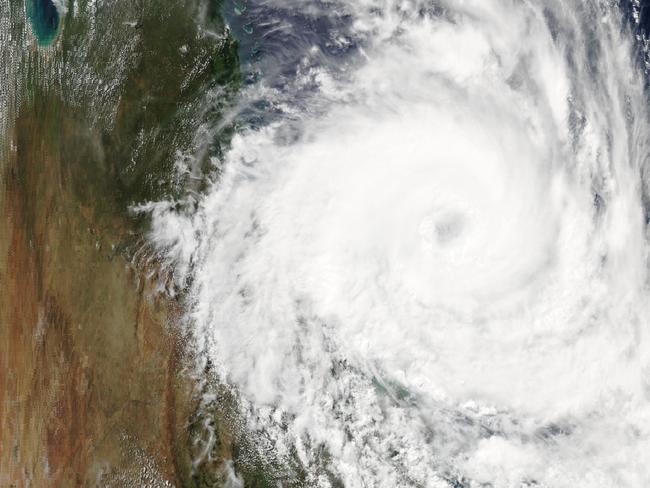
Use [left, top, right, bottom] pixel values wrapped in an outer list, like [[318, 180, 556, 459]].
[[27, 0, 59, 46]]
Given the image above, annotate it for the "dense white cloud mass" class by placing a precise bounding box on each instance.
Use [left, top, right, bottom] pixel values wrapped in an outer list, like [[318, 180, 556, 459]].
[[149, 1, 650, 486]]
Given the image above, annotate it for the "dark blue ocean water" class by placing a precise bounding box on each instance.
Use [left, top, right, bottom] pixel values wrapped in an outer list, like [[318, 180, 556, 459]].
[[222, 0, 361, 129], [27, 0, 59, 46]]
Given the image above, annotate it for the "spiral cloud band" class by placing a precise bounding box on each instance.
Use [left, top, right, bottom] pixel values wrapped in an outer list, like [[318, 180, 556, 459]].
[[148, 0, 650, 486]]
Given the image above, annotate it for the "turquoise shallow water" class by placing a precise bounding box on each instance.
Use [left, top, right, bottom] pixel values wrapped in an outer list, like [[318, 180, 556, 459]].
[[27, 0, 59, 46]]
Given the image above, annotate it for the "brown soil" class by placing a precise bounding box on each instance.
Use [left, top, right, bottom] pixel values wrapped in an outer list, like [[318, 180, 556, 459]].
[[0, 96, 197, 488]]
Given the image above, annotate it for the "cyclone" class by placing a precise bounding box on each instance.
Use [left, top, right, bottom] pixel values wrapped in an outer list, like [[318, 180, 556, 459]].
[[148, 0, 650, 486]]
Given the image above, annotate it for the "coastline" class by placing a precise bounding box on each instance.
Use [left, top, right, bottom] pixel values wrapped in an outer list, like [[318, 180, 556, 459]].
[[0, 0, 240, 485]]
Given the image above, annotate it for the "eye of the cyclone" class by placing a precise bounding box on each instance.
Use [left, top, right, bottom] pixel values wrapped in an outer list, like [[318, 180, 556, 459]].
[[420, 210, 466, 248]]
